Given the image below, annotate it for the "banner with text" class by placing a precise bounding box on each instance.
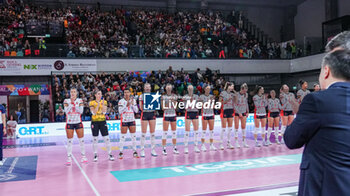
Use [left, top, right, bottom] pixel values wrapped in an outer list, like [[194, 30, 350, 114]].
[[0, 84, 50, 96], [0, 59, 97, 75], [16, 114, 259, 138]]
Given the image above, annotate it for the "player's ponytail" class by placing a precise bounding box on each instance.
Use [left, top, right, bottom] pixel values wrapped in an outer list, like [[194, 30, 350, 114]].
[[299, 79, 306, 87]]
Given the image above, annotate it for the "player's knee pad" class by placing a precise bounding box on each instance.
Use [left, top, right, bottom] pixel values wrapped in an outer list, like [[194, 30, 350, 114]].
[[254, 128, 261, 135], [234, 130, 239, 137], [209, 131, 214, 138], [162, 131, 168, 140]]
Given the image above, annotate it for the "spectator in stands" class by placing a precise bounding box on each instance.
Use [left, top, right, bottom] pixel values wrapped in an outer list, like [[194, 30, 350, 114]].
[[291, 43, 297, 58], [24, 40, 31, 50], [82, 103, 92, 121], [108, 109, 117, 120], [67, 50, 76, 58], [7, 115, 18, 139], [205, 67, 213, 80], [18, 106, 26, 124], [3, 5, 302, 59], [55, 105, 65, 122], [286, 43, 292, 59], [253, 43, 261, 58], [41, 109, 50, 123], [218, 40, 225, 59]]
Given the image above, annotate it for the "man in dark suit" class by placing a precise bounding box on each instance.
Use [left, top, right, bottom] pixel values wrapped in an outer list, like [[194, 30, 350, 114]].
[[284, 48, 350, 195]]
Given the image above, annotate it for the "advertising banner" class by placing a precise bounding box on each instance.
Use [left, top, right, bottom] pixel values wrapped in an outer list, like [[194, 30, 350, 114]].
[[0, 59, 97, 76], [0, 84, 49, 96], [16, 114, 257, 138]]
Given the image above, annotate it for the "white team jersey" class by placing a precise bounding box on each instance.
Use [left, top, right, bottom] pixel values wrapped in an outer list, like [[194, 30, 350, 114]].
[[280, 92, 295, 111], [118, 98, 139, 122], [7, 120, 17, 130], [297, 89, 310, 104], [253, 95, 268, 116], [183, 94, 199, 112], [64, 98, 84, 124], [199, 94, 215, 117], [268, 98, 282, 113], [162, 94, 177, 117], [220, 91, 235, 110], [234, 92, 249, 114]]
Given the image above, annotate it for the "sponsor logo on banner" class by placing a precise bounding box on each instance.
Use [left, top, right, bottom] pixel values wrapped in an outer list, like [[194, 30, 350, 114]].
[[0, 60, 22, 72], [0, 60, 6, 68], [23, 64, 37, 70], [18, 126, 48, 136], [54, 60, 64, 70], [54, 59, 96, 70], [38, 64, 52, 69], [143, 92, 221, 111], [6, 60, 21, 67], [23, 64, 52, 70]]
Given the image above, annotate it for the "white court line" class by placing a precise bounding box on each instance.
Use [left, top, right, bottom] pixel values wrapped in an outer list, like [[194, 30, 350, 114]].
[[228, 186, 298, 196], [1, 157, 7, 164], [64, 144, 101, 196], [185, 182, 298, 196]]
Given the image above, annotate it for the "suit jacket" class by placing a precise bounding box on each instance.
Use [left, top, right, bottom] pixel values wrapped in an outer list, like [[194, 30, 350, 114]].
[[284, 82, 350, 196]]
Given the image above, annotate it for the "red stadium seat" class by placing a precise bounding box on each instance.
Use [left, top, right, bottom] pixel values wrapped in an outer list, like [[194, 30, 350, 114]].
[[25, 49, 31, 56], [34, 49, 40, 56]]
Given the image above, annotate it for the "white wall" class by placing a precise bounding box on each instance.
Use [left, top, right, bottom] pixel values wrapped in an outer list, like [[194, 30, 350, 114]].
[[294, 0, 325, 44], [244, 7, 284, 42]]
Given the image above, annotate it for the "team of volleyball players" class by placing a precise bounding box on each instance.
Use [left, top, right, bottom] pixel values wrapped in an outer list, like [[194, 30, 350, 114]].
[[63, 80, 311, 165]]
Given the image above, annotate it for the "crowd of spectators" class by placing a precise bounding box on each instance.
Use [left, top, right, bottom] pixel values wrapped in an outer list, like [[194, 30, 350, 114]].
[[0, 2, 302, 59], [64, 7, 270, 58], [0, 2, 54, 57]]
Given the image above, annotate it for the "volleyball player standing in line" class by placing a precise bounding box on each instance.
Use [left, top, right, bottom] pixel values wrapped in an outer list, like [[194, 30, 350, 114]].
[[118, 88, 139, 159], [280, 84, 296, 144], [234, 83, 250, 148], [200, 85, 217, 151], [161, 84, 179, 155], [267, 90, 282, 144], [183, 85, 200, 154], [64, 87, 87, 165], [253, 86, 268, 147], [219, 82, 236, 150], [89, 90, 114, 162], [297, 80, 310, 104], [139, 83, 158, 157]]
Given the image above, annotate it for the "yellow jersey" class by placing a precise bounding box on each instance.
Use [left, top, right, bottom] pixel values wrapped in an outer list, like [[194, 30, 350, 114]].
[[89, 100, 108, 122]]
